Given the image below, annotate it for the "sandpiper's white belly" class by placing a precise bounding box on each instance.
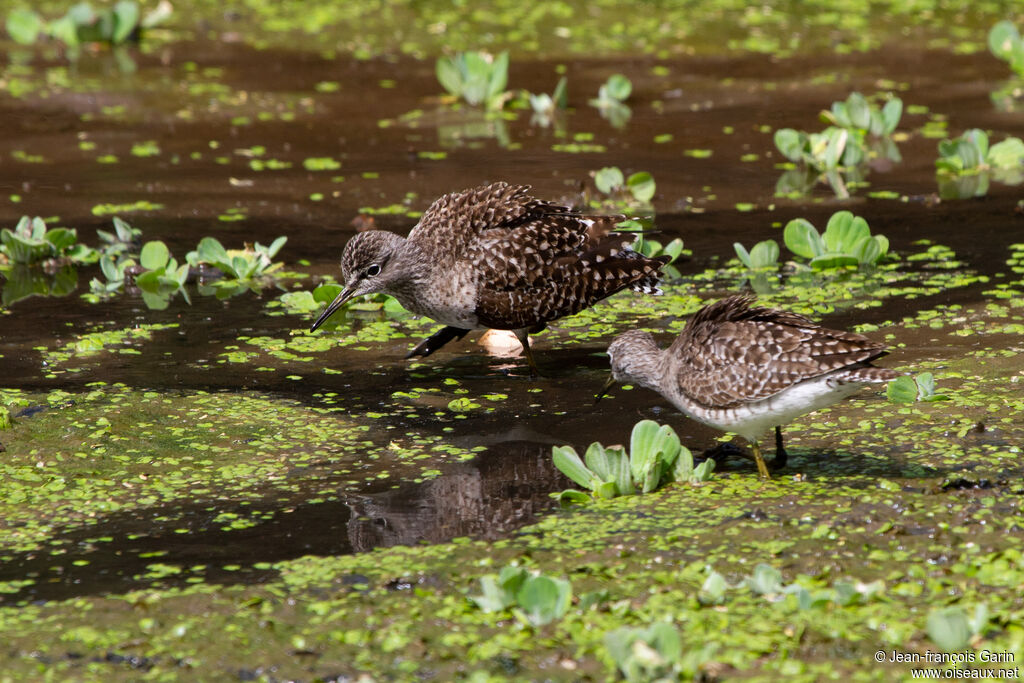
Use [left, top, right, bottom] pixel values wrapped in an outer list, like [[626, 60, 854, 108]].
[[673, 374, 871, 442]]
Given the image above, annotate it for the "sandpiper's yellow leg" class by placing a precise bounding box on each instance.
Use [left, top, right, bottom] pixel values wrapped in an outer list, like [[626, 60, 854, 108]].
[[750, 440, 771, 480]]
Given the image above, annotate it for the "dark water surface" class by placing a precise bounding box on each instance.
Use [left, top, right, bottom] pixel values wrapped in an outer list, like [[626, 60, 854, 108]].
[[1, 39, 1022, 604]]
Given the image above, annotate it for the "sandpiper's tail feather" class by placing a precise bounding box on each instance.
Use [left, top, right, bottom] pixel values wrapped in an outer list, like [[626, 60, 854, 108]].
[[620, 250, 669, 295], [832, 365, 900, 383]]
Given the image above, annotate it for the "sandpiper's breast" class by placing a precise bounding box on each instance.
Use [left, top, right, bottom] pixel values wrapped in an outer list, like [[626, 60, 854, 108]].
[[394, 272, 483, 329]]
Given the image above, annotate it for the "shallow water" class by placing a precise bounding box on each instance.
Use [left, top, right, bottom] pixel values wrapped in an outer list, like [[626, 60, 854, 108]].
[[1, 35, 1023, 611]]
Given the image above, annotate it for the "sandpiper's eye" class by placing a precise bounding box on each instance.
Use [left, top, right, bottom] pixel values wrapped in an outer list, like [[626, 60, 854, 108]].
[[366, 264, 381, 277]]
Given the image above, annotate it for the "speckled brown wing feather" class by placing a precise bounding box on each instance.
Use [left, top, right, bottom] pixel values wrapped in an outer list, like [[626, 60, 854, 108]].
[[669, 295, 892, 408], [474, 253, 667, 329], [468, 214, 668, 328], [407, 182, 571, 266], [405, 182, 667, 329]]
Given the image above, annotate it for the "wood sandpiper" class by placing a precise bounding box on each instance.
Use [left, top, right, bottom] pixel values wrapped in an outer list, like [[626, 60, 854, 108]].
[[601, 294, 899, 478], [311, 182, 670, 375]]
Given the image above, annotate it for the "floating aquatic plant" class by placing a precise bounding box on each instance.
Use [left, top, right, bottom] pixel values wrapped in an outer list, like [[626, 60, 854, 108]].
[[733, 210, 889, 272], [302, 283, 407, 326], [783, 211, 889, 269], [95, 216, 140, 257], [775, 92, 902, 171], [886, 372, 950, 403], [733, 239, 781, 270], [5, 1, 172, 49], [186, 236, 286, 280], [133, 240, 190, 309], [590, 73, 631, 106], [435, 51, 510, 110], [88, 219, 186, 308], [90, 254, 132, 294], [936, 129, 1024, 175], [0, 216, 97, 267], [589, 74, 632, 127], [927, 604, 989, 651], [774, 92, 902, 198], [592, 167, 655, 207], [821, 91, 903, 139], [989, 20, 1024, 76], [605, 622, 693, 682], [527, 76, 568, 126], [935, 129, 1024, 198], [469, 565, 573, 627], [552, 420, 713, 503]]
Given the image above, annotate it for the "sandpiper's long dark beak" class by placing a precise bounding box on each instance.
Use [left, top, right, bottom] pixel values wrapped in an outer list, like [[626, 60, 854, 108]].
[[595, 373, 617, 404], [310, 287, 356, 332]]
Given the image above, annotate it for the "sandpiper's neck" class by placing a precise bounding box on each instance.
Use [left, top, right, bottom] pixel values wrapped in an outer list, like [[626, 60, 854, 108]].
[[381, 235, 429, 298], [623, 340, 669, 394]]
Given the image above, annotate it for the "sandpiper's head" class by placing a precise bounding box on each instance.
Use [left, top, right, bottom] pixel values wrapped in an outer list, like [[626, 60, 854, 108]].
[[596, 330, 663, 401], [607, 330, 663, 382], [310, 230, 407, 332]]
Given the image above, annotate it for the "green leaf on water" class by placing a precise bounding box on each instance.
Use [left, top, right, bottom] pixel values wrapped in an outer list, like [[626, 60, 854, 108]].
[[988, 20, 1021, 63], [626, 171, 655, 203], [139, 241, 169, 271], [44, 228, 79, 252], [669, 445, 695, 483], [435, 56, 463, 97], [552, 445, 597, 490], [743, 564, 784, 596], [698, 570, 729, 605], [552, 76, 568, 109], [6, 8, 44, 44], [926, 606, 972, 651], [447, 397, 478, 412], [752, 240, 779, 268], [987, 137, 1024, 170], [915, 372, 951, 401], [734, 242, 752, 268], [823, 127, 848, 169], [595, 481, 619, 499], [822, 211, 865, 252], [604, 74, 632, 101], [880, 98, 903, 135], [100, 255, 121, 282], [486, 51, 510, 104], [629, 419, 680, 490], [111, 0, 139, 44], [515, 575, 571, 627], [691, 458, 715, 482], [773, 128, 805, 162], [470, 574, 514, 612], [783, 218, 824, 259], [887, 375, 917, 403], [313, 283, 342, 303], [846, 92, 871, 130], [594, 166, 625, 194], [556, 489, 591, 506]]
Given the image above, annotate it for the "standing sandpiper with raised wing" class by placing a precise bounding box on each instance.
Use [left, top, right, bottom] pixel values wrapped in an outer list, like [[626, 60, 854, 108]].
[[311, 182, 670, 375], [600, 294, 899, 478]]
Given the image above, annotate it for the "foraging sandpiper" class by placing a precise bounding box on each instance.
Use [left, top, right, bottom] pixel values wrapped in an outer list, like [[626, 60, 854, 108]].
[[311, 182, 670, 375], [601, 294, 898, 479]]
